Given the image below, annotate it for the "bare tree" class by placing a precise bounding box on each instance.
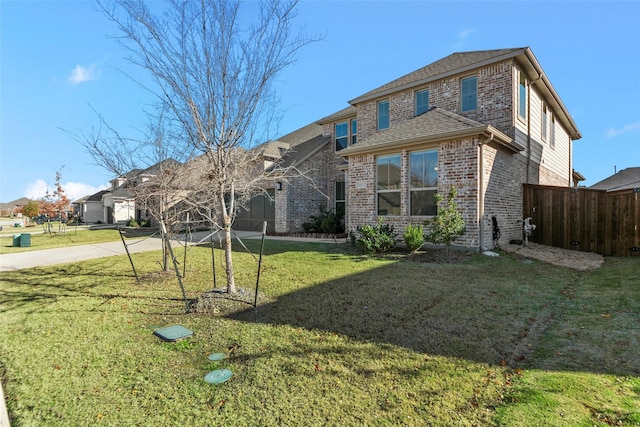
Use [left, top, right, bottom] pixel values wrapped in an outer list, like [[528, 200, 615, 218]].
[[99, 0, 317, 293], [67, 107, 193, 271]]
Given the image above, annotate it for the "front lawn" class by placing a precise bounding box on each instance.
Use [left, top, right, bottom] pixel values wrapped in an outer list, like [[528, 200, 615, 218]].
[[0, 229, 132, 254], [0, 241, 638, 426]]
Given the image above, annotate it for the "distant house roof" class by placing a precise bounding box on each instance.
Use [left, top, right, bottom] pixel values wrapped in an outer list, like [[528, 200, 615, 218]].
[[87, 189, 110, 202], [590, 167, 640, 191], [339, 107, 520, 156]]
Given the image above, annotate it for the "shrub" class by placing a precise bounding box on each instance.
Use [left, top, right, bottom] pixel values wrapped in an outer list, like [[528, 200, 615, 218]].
[[403, 224, 425, 252], [356, 218, 397, 254], [302, 205, 344, 234], [127, 218, 140, 228], [424, 187, 466, 254]]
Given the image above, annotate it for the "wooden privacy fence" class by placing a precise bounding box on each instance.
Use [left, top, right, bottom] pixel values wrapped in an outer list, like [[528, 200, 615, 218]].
[[523, 184, 640, 257]]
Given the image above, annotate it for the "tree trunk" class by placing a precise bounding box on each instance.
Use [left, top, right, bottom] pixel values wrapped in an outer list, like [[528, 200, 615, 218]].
[[223, 215, 236, 294]]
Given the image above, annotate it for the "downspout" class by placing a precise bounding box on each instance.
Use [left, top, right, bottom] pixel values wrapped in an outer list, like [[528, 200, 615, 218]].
[[478, 132, 494, 251]]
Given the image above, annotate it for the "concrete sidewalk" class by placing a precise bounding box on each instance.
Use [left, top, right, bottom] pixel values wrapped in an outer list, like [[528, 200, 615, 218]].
[[0, 230, 345, 272]]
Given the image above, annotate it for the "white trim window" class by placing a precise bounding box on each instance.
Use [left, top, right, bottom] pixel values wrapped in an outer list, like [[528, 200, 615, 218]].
[[415, 89, 429, 116], [518, 71, 527, 119], [409, 150, 438, 216], [541, 103, 548, 140], [461, 76, 477, 112], [376, 154, 401, 216], [351, 119, 358, 145], [378, 100, 390, 130], [335, 181, 345, 216], [335, 122, 348, 151], [550, 114, 556, 149]]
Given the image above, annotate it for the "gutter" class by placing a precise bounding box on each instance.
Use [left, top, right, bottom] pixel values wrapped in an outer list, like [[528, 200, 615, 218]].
[[340, 125, 519, 157]]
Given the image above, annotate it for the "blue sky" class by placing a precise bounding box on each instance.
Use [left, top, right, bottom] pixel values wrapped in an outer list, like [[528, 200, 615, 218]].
[[1, 0, 639, 203]]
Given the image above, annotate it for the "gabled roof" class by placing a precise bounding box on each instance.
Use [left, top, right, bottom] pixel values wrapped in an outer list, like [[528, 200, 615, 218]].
[[277, 122, 323, 147], [86, 189, 110, 202], [590, 167, 640, 191], [339, 107, 521, 156], [350, 48, 524, 104], [348, 47, 581, 140], [317, 106, 357, 125], [279, 134, 332, 168]]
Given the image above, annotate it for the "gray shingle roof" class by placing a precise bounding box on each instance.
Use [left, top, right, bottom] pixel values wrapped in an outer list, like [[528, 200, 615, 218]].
[[317, 106, 357, 125], [590, 167, 640, 191], [277, 122, 323, 147], [86, 190, 110, 202], [339, 107, 518, 155], [350, 48, 526, 104], [279, 134, 331, 168]]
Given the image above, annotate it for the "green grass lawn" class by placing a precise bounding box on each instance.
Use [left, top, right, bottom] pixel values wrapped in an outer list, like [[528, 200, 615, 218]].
[[0, 228, 133, 254], [0, 241, 638, 426]]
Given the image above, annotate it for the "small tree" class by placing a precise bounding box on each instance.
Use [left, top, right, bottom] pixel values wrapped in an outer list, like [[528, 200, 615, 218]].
[[22, 200, 40, 222], [403, 224, 425, 252], [424, 187, 466, 255], [40, 169, 71, 234]]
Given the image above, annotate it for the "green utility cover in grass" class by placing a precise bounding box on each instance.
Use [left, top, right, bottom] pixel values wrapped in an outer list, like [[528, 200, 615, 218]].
[[204, 369, 233, 384], [153, 325, 193, 342], [208, 353, 226, 361]]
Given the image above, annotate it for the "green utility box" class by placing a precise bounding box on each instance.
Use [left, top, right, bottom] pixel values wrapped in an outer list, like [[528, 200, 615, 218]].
[[13, 233, 31, 247]]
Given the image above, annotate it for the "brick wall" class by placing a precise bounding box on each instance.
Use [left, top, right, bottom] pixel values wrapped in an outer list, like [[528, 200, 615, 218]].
[[355, 60, 516, 142], [275, 142, 345, 233], [347, 138, 483, 249]]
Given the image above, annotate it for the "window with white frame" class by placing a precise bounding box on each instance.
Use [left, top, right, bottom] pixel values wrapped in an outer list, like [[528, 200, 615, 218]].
[[541, 103, 548, 140], [550, 115, 556, 149], [335, 122, 348, 151], [335, 181, 345, 216], [461, 76, 477, 112], [351, 119, 358, 145], [415, 89, 429, 115], [409, 150, 438, 216], [378, 100, 389, 130], [376, 154, 401, 215], [518, 72, 527, 119]]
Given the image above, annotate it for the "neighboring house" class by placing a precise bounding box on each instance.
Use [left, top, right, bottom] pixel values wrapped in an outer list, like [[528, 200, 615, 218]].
[[0, 197, 31, 217], [257, 47, 581, 251], [74, 190, 110, 223], [589, 167, 640, 192], [74, 161, 179, 225]]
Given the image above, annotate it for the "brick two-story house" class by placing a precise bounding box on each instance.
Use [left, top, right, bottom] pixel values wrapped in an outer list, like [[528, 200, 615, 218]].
[[245, 47, 581, 251]]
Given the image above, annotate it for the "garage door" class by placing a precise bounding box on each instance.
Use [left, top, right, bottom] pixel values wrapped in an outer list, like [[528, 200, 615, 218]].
[[234, 190, 275, 232]]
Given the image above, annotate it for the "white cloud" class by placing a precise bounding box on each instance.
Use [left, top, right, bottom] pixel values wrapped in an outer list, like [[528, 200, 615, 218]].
[[24, 180, 108, 202], [24, 179, 50, 199], [606, 121, 640, 138], [458, 28, 475, 40], [67, 64, 98, 84]]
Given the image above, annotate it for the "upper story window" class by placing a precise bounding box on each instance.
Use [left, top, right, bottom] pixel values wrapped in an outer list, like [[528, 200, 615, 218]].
[[415, 89, 429, 115], [378, 100, 389, 130], [335, 122, 348, 151], [351, 119, 358, 145], [518, 72, 527, 119], [461, 76, 477, 112], [409, 150, 438, 216], [541, 103, 548, 140], [550, 115, 556, 149], [376, 154, 401, 215]]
